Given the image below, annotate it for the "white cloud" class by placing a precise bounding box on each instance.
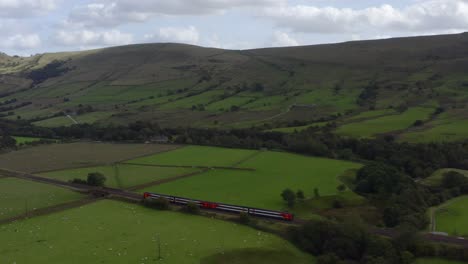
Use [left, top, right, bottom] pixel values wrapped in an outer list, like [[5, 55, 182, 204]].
[[54, 29, 133, 47], [271, 31, 299, 47], [262, 0, 468, 34], [144, 26, 200, 45], [0, 0, 58, 17], [67, 0, 285, 28], [0, 34, 41, 49]]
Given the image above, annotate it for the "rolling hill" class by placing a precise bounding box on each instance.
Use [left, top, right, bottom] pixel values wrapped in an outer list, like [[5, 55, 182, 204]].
[[2, 33, 468, 142]]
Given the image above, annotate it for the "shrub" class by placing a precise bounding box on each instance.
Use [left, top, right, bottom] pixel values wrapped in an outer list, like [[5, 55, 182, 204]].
[[239, 212, 251, 225], [281, 188, 296, 207], [87, 172, 106, 186], [183, 202, 200, 214], [144, 197, 170, 210], [70, 178, 87, 185], [296, 190, 305, 200]]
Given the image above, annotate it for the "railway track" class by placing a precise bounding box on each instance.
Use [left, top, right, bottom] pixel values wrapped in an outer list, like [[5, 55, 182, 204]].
[[1, 167, 467, 248]]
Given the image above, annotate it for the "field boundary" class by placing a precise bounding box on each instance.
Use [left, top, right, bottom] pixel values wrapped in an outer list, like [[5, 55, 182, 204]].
[[429, 195, 468, 233], [126, 169, 209, 191], [0, 197, 100, 225], [122, 162, 256, 171], [231, 151, 262, 167]]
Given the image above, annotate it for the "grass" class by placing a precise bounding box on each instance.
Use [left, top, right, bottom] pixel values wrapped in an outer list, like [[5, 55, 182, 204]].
[[336, 107, 435, 138], [0, 200, 314, 264], [0, 177, 84, 220], [34, 112, 115, 127], [422, 168, 468, 186], [435, 196, 468, 236], [400, 118, 468, 143], [142, 151, 362, 210], [129, 145, 257, 167], [0, 142, 180, 173], [347, 109, 396, 121], [13, 136, 42, 145], [40, 164, 197, 189]]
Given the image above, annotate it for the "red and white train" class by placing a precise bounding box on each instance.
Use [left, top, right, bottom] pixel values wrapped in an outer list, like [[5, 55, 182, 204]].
[[143, 192, 294, 221]]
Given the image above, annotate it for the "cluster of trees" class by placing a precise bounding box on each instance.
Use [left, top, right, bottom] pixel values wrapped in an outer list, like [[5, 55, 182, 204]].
[[280, 189, 305, 207], [290, 216, 468, 264], [0, 101, 31, 112], [0, 130, 15, 150], [27, 60, 70, 85], [70, 172, 106, 187]]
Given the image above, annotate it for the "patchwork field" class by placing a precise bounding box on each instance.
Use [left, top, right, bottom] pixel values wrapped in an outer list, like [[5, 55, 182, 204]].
[[399, 117, 468, 143], [0, 142, 180, 173], [0, 200, 314, 264], [142, 150, 362, 210], [336, 107, 434, 138], [0, 177, 84, 220], [41, 164, 197, 189], [423, 168, 468, 186], [435, 196, 468, 236], [129, 145, 257, 167]]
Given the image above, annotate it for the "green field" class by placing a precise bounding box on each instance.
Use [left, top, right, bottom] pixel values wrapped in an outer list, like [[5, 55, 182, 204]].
[[142, 150, 362, 210], [41, 164, 197, 189], [0, 177, 84, 220], [0, 142, 179, 173], [423, 168, 468, 186], [13, 136, 42, 145], [336, 107, 434, 138], [400, 118, 468, 143], [129, 145, 257, 167], [0, 200, 314, 264], [414, 258, 467, 264], [435, 196, 468, 236], [269, 121, 329, 133]]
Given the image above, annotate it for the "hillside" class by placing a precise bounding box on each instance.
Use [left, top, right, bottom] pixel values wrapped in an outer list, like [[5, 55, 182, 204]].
[[2, 33, 468, 142]]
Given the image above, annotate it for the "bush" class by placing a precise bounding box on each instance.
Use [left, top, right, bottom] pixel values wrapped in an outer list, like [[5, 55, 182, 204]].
[[70, 178, 87, 185], [183, 202, 200, 214], [144, 197, 170, 210], [239, 212, 251, 225], [87, 172, 106, 186], [281, 189, 296, 207], [296, 190, 305, 200]]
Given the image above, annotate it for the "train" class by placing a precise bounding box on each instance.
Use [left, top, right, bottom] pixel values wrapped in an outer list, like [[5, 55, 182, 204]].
[[143, 192, 294, 221]]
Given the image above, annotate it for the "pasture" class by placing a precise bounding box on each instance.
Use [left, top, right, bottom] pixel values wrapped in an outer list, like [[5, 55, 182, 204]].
[[0, 200, 314, 264], [41, 164, 197, 189], [129, 145, 257, 167], [13, 136, 42, 145], [435, 196, 468, 236], [0, 142, 180, 173], [0, 177, 83, 220], [422, 168, 468, 186], [336, 107, 434, 138], [399, 119, 468, 143], [142, 151, 362, 210]]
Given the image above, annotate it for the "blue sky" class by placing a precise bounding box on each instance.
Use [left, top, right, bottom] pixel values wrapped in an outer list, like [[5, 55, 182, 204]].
[[2, 0, 468, 55]]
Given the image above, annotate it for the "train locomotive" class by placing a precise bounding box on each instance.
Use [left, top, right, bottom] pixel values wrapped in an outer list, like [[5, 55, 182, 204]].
[[143, 192, 294, 221]]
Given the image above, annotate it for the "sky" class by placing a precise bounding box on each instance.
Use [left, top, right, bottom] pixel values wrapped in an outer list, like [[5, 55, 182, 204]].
[[2, 0, 468, 55]]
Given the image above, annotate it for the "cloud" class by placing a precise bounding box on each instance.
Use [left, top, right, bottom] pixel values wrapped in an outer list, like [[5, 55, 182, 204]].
[[0, 34, 41, 50], [271, 31, 299, 47], [67, 0, 285, 28], [0, 0, 58, 17], [144, 26, 200, 45], [54, 29, 133, 48], [262, 0, 468, 34]]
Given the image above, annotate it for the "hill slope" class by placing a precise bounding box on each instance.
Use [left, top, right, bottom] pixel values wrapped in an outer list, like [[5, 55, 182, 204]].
[[2, 33, 468, 142]]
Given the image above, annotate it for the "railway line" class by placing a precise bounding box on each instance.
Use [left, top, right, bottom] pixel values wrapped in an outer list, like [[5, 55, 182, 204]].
[[1, 167, 467, 248]]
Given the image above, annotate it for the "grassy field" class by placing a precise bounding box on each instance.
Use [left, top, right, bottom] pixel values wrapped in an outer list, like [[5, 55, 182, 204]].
[[336, 107, 434, 138], [400, 118, 468, 143], [435, 196, 468, 236], [129, 145, 257, 167], [414, 258, 468, 264], [13, 136, 42, 145], [0, 177, 84, 220], [422, 168, 468, 186], [41, 164, 197, 189], [0, 142, 180, 173], [142, 150, 362, 210], [0, 200, 314, 264], [269, 121, 330, 133]]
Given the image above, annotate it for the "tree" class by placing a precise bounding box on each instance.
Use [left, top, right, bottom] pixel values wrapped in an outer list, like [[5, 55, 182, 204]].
[[314, 188, 320, 199], [296, 190, 305, 200], [442, 171, 467, 189], [87, 172, 106, 186], [337, 184, 347, 192], [183, 202, 200, 214], [281, 189, 296, 207]]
